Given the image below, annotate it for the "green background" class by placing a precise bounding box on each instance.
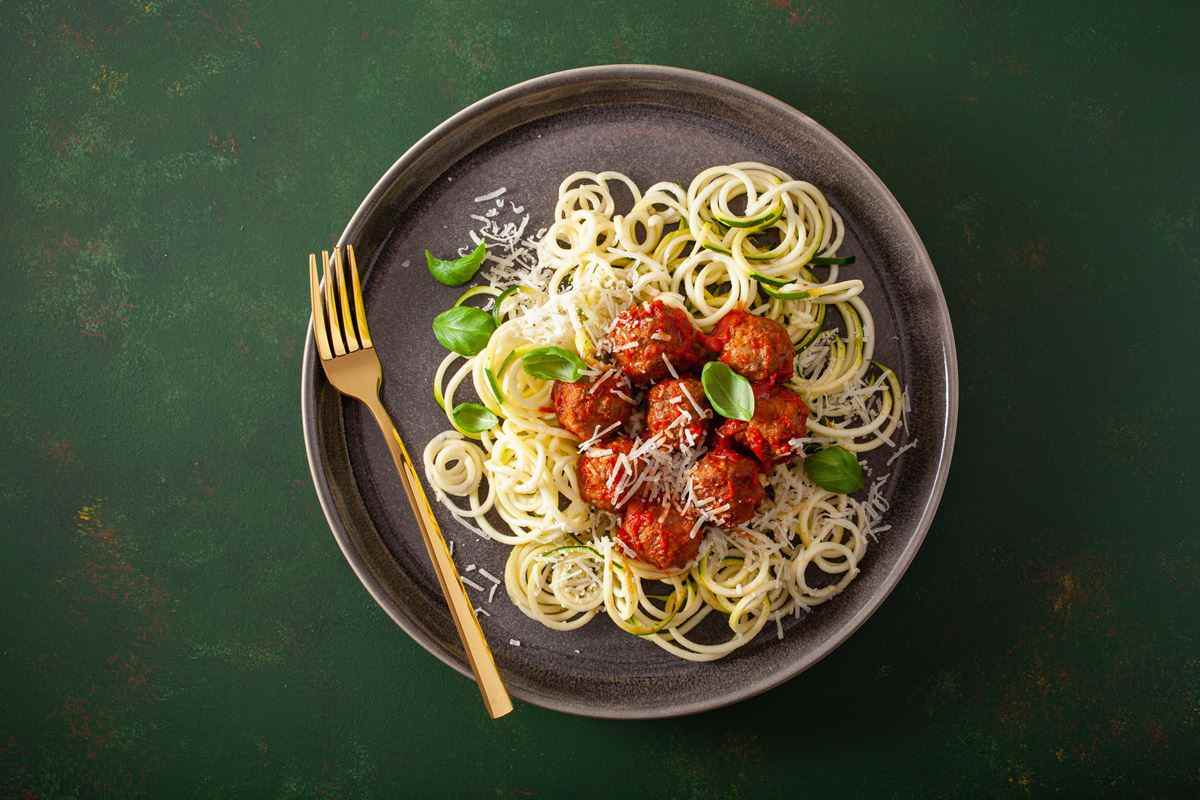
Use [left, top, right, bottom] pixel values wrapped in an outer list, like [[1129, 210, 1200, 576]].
[[3, 0, 1198, 797]]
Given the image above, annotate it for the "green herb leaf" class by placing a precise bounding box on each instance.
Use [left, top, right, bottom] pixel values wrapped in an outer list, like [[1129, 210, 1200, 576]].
[[803, 446, 865, 493], [432, 306, 495, 356], [425, 242, 488, 286], [809, 255, 856, 266], [451, 402, 498, 433], [521, 346, 588, 382], [701, 362, 755, 421]]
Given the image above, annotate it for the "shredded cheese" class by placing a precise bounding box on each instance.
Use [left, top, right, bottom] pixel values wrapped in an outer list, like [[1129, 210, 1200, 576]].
[[473, 187, 507, 203], [662, 353, 679, 379]]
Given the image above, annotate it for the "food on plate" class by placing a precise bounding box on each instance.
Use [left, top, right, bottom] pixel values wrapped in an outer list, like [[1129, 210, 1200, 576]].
[[705, 309, 794, 384], [550, 371, 633, 440], [617, 497, 702, 571], [645, 377, 711, 450], [608, 300, 709, 384], [422, 163, 910, 661], [577, 436, 639, 512], [688, 449, 765, 527], [716, 383, 811, 466]]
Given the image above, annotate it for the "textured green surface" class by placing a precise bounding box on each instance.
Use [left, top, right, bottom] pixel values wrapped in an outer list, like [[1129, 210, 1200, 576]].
[[3, 1, 1199, 797]]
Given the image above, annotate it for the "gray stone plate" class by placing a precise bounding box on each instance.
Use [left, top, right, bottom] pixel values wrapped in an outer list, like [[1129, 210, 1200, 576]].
[[300, 65, 957, 719]]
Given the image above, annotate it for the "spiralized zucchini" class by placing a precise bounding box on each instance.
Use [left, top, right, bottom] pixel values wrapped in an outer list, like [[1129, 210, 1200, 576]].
[[422, 164, 910, 661]]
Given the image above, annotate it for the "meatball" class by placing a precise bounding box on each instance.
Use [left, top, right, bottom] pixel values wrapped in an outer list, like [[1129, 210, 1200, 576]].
[[689, 449, 765, 526], [608, 300, 709, 385], [646, 377, 712, 449], [552, 372, 633, 440], [716, 384, 810, 465], [617, 497, 702, 570], [705, 310, 794, 384], [577, 436, 640, 512]]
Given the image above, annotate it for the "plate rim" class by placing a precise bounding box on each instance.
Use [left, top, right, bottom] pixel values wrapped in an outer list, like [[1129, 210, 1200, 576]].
[[300, 64, 959, 719]]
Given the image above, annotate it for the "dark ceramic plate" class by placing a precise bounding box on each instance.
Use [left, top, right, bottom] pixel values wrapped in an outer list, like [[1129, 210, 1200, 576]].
[[301, 65, 957, 719]]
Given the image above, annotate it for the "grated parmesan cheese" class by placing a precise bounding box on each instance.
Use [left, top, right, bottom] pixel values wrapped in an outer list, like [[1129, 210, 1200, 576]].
[[885, 438, 919, 467], [677, 382, 708, 419], [588, 369, 616, 394], [578, 421, 622, 452], [662, 353, 679, 379], [473, 187, 507, 203]]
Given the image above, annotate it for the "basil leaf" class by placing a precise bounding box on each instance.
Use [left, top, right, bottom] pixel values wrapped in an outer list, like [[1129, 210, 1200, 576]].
[[451, 402, 498, 433], [432, 306, 495, 356], [701, 362, 755, 421], [804, 446, 865, 494], [521, 346, 587, 382], [425, 241, 487, 286]]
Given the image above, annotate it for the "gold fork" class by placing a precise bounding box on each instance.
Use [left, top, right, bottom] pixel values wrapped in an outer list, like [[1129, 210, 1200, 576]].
[[308, 244, 513, 719]]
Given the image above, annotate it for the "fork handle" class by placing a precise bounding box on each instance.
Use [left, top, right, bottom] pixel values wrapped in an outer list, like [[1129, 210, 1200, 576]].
[[365, 398, 514, 719]]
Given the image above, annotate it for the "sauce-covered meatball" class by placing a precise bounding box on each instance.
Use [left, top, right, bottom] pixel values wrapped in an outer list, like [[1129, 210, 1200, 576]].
[[645, 377, 712, 449], [689, 449, 765, 526], [617, 497, 702, 570], [608, 300, 709, 385], [705, 309, 794, 384], [577, 436, 640, 512], [717, 384, 810, 465], [552, 372, 633, 440]]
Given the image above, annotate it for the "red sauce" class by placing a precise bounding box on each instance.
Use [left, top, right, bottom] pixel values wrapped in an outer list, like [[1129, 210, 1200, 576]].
[[609, 300, 711, 384], [617, 497, 701, 570], [698, 308, 747, 352], [702, 309, 794, 386], [715, 382, 809, 466]]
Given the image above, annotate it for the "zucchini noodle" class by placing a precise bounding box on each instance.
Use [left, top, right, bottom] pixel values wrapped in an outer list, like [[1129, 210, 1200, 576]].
[[421, 163, 911, 661]]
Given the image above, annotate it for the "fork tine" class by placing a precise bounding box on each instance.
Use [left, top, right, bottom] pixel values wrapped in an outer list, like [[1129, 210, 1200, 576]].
[[334, 246, 360, 352], [346, 245, 373, 349], [322, 250, 346, 356], [309, 253, 332, 360]]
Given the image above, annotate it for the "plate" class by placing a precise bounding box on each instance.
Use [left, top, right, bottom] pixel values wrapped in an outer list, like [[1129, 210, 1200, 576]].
[[301, 65, 957, 718]]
